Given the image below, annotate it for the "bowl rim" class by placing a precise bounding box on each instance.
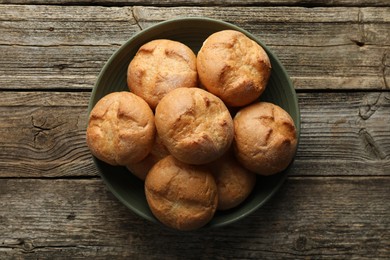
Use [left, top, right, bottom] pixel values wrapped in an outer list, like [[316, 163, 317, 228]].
[[89, 17, 301, 229]]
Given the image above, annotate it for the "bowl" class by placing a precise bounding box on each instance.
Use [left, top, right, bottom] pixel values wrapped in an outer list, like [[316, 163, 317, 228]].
[[88, 17, 300, 228]]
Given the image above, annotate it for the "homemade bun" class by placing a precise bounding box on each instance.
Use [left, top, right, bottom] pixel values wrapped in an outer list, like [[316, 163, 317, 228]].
[[233, 102, 297, 175], [155, 88, 234, 165], [145, 155, 218, 231], [208, 152, 256, 210], [197, 30, 271, 107], [150, 134, 171, 160], [126, 154, 159, 181], [127, 39, 197, 109], [86, 91, 155, 166], [126, 134, 170, 181]]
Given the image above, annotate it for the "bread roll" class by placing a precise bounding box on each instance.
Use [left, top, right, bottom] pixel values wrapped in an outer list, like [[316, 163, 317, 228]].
[[208, 152, 256, 210], [197, 30, 271, 107], [127, 39, 197, 109], [233, 102, 297, 175], [145, 155, 218, 231], [150, 133, 170, 160], [155, 88, 234, 165], [126, 154, 159, 181], [86, 91, 155, 166], [126, 134, 170, 181]]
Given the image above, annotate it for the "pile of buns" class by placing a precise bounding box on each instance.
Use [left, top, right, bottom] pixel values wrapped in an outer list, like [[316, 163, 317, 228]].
[[86, 30, 297, 231]]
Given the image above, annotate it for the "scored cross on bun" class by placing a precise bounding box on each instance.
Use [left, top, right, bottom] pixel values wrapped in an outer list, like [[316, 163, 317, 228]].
[[127, 39, 197, 110], [233, 102, 297, 176], [86, 91, 155, 166], [145, 155, 218, 231], [155, 87, 234, 165], [197, 30, 271, 107]]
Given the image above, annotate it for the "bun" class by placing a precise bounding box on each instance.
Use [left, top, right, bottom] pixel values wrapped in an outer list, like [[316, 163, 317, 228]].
[[208, 152, 256, 210], [233, 102, 297, 175], [150, 133, 170, 159], [86, 91, 155, 165], [127, 39, 197, 109], [155, 88, 234, 165], [126, 134, 170, 181], [126, 154, 158, 181], [197, 30, 271, 107], [145, 155, 218, 231]]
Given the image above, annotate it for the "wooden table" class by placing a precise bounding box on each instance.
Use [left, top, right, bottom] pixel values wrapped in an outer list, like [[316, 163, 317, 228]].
[[1, 1, 389, 259]]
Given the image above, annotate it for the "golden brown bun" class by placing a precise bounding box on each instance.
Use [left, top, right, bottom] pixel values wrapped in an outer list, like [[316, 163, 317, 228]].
[[208, 152, 256, 210], [127, 39, 197, 109], [86, 91, 155, 166], [150, 133, 170, 160], [155, 88, 234, 165], [197, 30, 271, 107], [126, 153, 159, 181], [233, 102, 297, 175], [145, 155, 218, 231], [126, 134, 170, 181]]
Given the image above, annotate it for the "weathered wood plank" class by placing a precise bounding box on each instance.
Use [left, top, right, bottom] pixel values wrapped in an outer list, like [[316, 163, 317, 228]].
[[134, 6, 390, 24], [0, 0, 389, 7], [1, 44, 388, 90], [0, 45, 116, 90], [291, 91, 390, 176], [0, 177, 388, 259], [0, 5, 138, 46], [2, 5, 389, 46], [1, 5, 389, 90], [0, 92, 95, 177], [0, 91, 389, 178]]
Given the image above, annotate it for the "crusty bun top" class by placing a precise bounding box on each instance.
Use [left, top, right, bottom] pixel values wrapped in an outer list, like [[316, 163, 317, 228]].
[[197, 30, 271, 107], [127, 39, 197, 109], [86, 91, 155, 166], [155, 87, 234, 165], [233, 102, 297, 175], [145, 155, 218, 231]]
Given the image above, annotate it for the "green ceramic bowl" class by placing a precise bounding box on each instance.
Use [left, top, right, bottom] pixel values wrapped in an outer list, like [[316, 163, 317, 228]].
[[89, 17, 300, 228]]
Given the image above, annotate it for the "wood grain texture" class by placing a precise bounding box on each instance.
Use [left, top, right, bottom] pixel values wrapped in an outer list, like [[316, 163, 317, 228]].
[[0, 5, 137, 46], [0, 5, 389, 90], [0, 45, 117, 90], [292, 91, 390, 176], [0, 1, 389, 259], [0, 177, 389, 259], [0, 5, 139, 90], [0, 92, 94, 178], [0, 0, 389, 7], [0, 91, 388, 178]]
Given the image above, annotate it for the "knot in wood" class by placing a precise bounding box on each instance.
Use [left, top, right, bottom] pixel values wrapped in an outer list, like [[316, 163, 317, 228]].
[[295, 235, 307, 251]]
